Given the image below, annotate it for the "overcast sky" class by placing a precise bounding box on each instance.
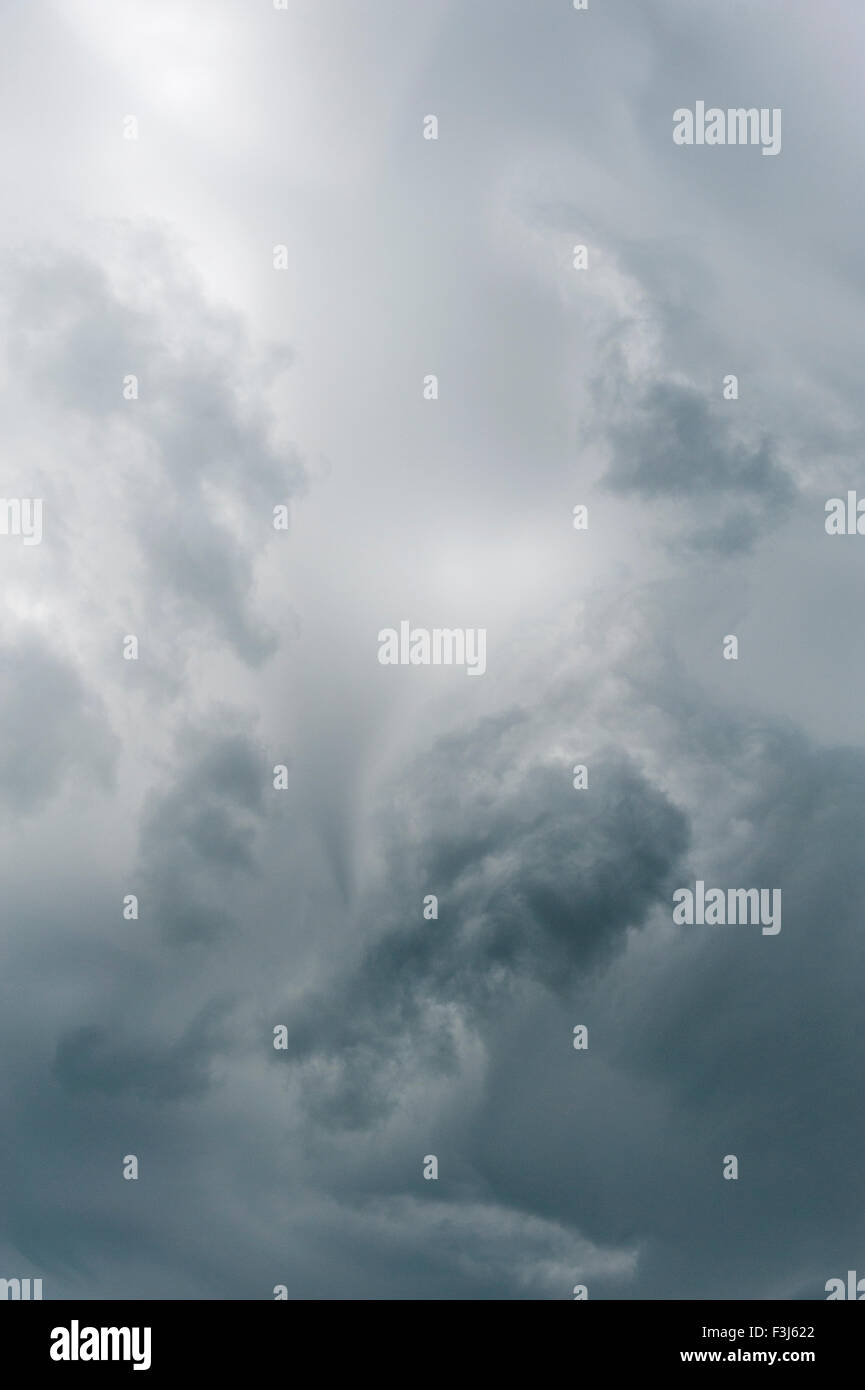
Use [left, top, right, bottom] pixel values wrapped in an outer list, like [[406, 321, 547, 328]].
[[0, 0, 863, 1300]]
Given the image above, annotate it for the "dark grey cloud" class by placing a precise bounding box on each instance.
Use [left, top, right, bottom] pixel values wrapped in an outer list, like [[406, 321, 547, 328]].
[[0, 634, 117, 813], [601, 377, 794, 553], [275, 719, 688, 1131], [54, 1009, 223, 1104], [252, 657, 865, 1299], [456, 708, 865, 1300], [138, 715, 270, 943]]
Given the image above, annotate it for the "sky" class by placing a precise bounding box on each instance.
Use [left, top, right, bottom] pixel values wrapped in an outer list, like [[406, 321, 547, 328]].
[[0, 0, 863, 1300]]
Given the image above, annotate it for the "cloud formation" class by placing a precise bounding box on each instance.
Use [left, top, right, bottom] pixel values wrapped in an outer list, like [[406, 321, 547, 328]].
[[0, 0, 862, 1303]]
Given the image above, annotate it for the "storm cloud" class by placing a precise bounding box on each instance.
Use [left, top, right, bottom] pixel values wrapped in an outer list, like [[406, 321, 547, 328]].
[[0, 0, 861, 1302]]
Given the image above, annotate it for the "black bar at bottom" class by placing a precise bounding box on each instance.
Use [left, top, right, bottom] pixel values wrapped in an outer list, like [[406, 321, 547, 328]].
[[1, 1299, 859, 1377]]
